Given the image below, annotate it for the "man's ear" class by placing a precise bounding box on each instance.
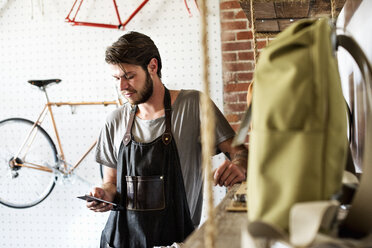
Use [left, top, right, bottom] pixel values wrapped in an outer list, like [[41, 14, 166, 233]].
[[147, 58, 158, 75]]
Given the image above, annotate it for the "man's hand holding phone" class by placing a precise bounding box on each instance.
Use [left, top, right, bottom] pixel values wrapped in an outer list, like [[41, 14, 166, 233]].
[[82, 187, 115, 212]]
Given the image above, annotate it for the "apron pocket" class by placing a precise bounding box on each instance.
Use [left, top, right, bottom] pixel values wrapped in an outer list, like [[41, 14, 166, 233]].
[[126, 175, 165, 211]]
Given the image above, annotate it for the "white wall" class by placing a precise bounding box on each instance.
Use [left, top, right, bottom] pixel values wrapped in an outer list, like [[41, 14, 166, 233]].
[[0, 0, 225, 247]]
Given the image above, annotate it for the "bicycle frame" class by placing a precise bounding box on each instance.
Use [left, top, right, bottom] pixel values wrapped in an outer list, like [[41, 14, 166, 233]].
[[12, 89, 122, 175], [65, 0, 199, 30], [65, 0, 150, 30]]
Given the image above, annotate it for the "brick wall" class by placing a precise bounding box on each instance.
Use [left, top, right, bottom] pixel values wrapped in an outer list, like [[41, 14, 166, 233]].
[[219, 0, 269, 135], [220, 0, 253, 132]]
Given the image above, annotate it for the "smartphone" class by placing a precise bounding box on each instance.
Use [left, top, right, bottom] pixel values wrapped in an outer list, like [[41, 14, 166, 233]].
[[77, 194, 118, 207]]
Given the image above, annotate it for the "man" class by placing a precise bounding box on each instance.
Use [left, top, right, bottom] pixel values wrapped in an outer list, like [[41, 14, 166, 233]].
[[87, 31, 248, 248]]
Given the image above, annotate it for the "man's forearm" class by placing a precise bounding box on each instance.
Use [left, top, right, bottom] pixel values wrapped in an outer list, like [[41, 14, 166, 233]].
[[231, 147, 248, 172], [102, 182, 117, 200]]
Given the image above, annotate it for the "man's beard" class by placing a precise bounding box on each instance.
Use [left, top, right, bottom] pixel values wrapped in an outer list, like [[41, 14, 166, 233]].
[[128, 71, 154, 105]]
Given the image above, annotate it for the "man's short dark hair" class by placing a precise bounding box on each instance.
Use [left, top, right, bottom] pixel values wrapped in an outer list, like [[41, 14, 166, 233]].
[[105, 31, 162, 78]]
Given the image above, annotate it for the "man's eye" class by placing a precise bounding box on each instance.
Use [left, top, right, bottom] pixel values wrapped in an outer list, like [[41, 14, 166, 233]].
[[126, 75, 134, 80]]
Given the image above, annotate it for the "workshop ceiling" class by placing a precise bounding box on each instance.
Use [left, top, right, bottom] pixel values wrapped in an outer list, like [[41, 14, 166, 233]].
[[239, 0, 346, 35]]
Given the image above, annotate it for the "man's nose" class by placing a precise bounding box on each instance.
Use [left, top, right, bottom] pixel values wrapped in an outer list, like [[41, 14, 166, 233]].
[[119, 78, 129, 90]]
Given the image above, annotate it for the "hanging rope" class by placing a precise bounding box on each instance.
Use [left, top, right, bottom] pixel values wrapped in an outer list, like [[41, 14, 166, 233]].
[[30, 0, 45, 18], [245, 0, 258, 107], [40, 0, 45, 16], [199, 0, 216, 247], [331, 0, 336, 20], [31, 0, 34, 19], [250, 0, 258, 65]]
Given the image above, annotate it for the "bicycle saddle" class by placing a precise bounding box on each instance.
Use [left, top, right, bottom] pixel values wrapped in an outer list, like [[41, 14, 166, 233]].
[[28, 79, 61, 88]]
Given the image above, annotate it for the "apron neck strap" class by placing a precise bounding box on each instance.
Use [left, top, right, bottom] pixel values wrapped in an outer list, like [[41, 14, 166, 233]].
[[123, 86, 173, 146], [162, 87, 172, 145], [123, 105, 137, 146]]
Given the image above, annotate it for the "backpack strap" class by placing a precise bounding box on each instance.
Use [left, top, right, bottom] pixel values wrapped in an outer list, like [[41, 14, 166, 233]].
[[337, 34, 372, 238], [232, 104, 252, 147]]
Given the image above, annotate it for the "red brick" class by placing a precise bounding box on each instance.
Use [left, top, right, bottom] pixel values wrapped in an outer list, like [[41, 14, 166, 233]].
[[237, 92, 248, 102], [237, 111, 244, 119], [224, 62, 253, 72], [220, 11, 235, 20], [224, 92, 248, 104], [238, 51, 254, 60], [235, 10, 247, 19], [237, 72, 253, 82], [224, 92, 239, 103], [237, 31, 253, 40], [222, 41, 251, 52], [221, 31, 236, 42], [257, 40, 269, 49], [220, 1, 241, 10], [221, 21, 248, 31], [231, 124, 239, 132], [222, 53, 237, 62], [224, 102, 247, 113], [226, 114, 240, 123], [224, 82, 250, 92]]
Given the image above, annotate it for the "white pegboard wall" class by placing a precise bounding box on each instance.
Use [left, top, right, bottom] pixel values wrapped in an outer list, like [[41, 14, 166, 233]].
[[0, 0, 225, 247]]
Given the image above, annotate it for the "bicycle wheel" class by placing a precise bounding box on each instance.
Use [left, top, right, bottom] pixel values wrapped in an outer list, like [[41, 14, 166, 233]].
[[0, 118, 58, 208]]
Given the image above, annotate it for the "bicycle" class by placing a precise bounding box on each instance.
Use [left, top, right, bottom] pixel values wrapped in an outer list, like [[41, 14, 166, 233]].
[[0, 79, 123, 209]]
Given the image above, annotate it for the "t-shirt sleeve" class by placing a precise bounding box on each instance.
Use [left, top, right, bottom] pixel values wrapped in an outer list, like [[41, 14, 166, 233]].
[[95, 113, 120, 169], [95, 123, 117, 168], [196, 91, 235, 154], [213, 101, 235, 151]]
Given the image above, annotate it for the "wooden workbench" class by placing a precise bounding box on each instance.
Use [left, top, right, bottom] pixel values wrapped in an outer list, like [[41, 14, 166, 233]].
[[183, 184, 248, 248]]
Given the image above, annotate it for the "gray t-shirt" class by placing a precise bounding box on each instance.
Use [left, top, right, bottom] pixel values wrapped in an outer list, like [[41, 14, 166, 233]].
[[95, 89, 235, 226]]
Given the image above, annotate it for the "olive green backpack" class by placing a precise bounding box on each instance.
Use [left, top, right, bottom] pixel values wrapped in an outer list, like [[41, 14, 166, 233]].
[[247, 18, 348, 231], [238, 17, 372, 247]]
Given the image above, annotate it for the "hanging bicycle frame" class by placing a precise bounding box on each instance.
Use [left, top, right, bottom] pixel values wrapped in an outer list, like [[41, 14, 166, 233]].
[[65, 0, 149, 30]]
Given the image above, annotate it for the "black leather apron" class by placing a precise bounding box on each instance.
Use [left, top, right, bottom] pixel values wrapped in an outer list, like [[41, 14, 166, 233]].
[[100, 87, 194, 248]]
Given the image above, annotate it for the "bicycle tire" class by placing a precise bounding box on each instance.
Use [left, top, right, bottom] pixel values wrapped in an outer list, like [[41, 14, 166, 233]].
[[0, 118, 58, 208]]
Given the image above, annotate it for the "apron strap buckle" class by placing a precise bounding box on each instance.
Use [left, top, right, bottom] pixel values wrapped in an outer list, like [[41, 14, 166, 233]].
[[162, 133, 172, 145], [124, 133, 132, 146]]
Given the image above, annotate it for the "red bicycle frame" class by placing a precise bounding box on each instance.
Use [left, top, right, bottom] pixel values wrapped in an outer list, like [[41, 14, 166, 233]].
[[65, 0, 149, 30], [184, 0, 199, 17]]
